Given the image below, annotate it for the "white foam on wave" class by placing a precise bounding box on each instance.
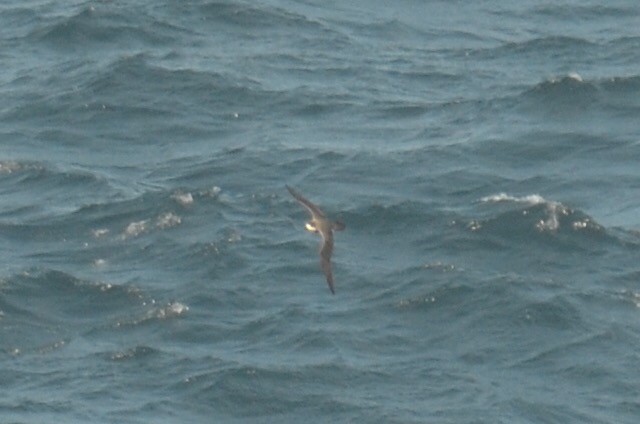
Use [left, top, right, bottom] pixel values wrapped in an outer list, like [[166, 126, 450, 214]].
[[171, 191, 194, 206], [166, 301, 189, 316], [156, 212, 181, 229], [568, 72, 583, 82], [535, 201, 568, 232], [206, 186, 222, 197], [480, 192, 571, 232], [227, 229, 242, 243], [119, 212, 182, 239], [0, 160, 23, 174], [93, 258, 107, 267], [423, 262, 456, 272], [122, 219, 149, 239], [92, 228, 109, 238], [0, 160, 47, 174], [114, 301, 189, 329], [547, 72, 584, 85], [480, 192, 547, 205], [144, 301, 189, 321]]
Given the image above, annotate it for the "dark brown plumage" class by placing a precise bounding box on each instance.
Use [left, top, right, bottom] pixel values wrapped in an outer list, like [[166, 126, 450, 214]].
[[287, 185, 345, 294]]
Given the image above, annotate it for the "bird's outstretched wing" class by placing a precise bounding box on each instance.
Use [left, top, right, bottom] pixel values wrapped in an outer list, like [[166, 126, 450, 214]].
[[286, 185, 326, 219], [286, 185, 339, 295], [319, 232, 335, 294]]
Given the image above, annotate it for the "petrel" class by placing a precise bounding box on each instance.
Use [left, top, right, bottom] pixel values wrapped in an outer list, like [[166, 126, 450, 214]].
[[286, 185, 345, 294]]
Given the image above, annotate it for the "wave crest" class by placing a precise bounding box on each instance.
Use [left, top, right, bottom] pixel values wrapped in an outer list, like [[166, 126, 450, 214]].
[[474, 193, 605, 238]]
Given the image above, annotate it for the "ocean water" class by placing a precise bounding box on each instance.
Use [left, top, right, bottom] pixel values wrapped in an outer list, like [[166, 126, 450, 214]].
[[2, 0, 640, 422]]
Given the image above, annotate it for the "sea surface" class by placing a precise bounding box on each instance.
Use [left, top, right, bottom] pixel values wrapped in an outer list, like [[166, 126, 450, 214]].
[[1, 1, 640, 423]]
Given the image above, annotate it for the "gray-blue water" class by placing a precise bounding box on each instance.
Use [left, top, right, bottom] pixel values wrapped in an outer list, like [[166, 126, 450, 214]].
[[2, 1, 640, 423]]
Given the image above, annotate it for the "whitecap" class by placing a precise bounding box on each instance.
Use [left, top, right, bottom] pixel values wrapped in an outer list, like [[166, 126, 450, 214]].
[[171, 191, 194, 206], [572, 220, 589, 230], [92, 228, 109, 238], [0, 160, 22, 174], [122, 219, 148, 238], [480, 192, 546, 205], [205, 186, 222, 197], [147, 301, 189, 320], [480, 193, 570, 232], [227, 229, 242, 243], [156, 212, 181, 229], [568, 72, 583, 82], [468, 220, 482, 231], [110, 346, 155, 361], [423, 262, 456, 272], [167, 301, 189, 315], [0, 160, 44, 174], [538, 201, 571, 232], [93, 259, 107, 267], [114, 301, 189, 329]]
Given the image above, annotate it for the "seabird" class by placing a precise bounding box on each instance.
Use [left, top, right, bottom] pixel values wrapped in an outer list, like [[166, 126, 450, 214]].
[[286, 185, 345, 294]]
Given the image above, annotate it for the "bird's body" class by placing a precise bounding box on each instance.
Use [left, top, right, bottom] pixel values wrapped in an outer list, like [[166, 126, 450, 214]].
[[286, 185, 344, 294]]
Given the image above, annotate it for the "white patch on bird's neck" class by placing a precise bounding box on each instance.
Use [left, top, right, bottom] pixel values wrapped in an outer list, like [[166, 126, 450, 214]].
[[305, 222, 317, 232]]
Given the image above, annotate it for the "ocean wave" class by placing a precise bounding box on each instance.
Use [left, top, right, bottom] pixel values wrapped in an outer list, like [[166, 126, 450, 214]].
[[493, 36, 595, 58], [118, 212, 182, 240], [340, 16, 428, 42], [3, 51, 274, 130], [0, 269, 143, 354], [108, 345, 159, 361], [113, 301, 189, 329], [0, 6, 39, 40], [598, 75, 640, 112], [599, 74, 640, 92], [522, 73, 599, 107], [0, 269, 143, 317], [516, 72, 640, 118], [77, 185, 214, 238], [0, 161, 120, 224], [0, 268, 192, 357], [83, 54, 276, 119], [177, 356, 386, 418], [480, 193, 547, 206], [29, 4, 180, 48], [532, 4, 639, 19], [197, 1, 320, 32], [622, 289, 640, 309], [347, 199, 440, 235], [475, 193, 604, 236], [0, 159, 45, 175]]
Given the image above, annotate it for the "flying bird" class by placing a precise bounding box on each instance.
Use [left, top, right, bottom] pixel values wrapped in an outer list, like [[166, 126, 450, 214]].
[[286, 185, 345, 294]]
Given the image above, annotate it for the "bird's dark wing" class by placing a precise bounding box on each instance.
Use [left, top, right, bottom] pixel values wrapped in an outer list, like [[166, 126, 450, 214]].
[[319, 232, 335, 294], [286, 185, 326, 219]]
